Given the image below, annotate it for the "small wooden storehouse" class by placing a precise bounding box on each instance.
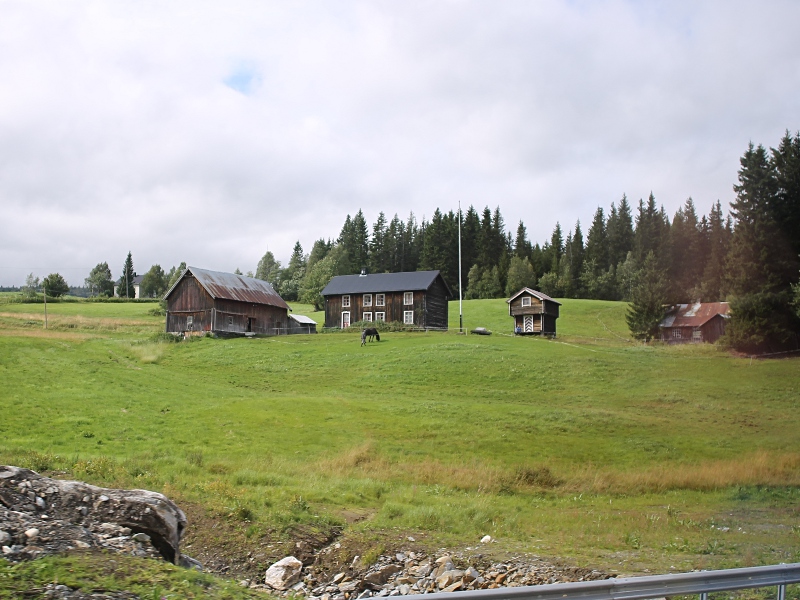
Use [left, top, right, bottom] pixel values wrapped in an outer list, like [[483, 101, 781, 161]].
[[507, 288, 561, 336], [321, 270, 451, 329], [659, 302, 730, 343], [164, 267, 291, 336]]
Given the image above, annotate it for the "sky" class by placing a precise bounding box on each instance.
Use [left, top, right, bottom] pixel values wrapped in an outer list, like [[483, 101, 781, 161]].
[[1, 0, 799, 286]]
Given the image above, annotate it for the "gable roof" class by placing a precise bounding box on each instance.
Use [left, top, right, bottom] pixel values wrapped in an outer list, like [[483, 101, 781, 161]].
[[507, 287, 562, 305], [659, 302, 729, 328], [322, 270, 451, 297], [164, 266, 290, 310]]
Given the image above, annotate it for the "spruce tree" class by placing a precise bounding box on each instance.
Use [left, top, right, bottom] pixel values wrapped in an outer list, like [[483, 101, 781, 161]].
[[626, 251, 668, 342], [119, 252, 136, 298]]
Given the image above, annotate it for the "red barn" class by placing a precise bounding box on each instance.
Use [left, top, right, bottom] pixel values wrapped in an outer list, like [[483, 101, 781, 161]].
[[659, 302, 730, 343]]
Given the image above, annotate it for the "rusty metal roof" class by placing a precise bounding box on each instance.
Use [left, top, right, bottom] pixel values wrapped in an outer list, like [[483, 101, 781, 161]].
[[165, 266, 290, 310], [506, 287, 562, 305], [660, 302, 729, 328]]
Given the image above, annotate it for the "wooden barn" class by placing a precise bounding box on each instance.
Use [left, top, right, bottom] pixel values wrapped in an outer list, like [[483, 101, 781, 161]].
[[507, 288, 561, 336], [321, 270, 451, 329], [164, 267, 291, 336], [659, 302, 730, 343]]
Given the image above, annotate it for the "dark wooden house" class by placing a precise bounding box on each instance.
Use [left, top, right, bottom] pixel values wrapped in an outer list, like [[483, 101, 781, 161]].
[[164, 267, 291, 336], [659, 302, 730, 343], [507, 288, 561, 336], [321, 270, 451, 329]]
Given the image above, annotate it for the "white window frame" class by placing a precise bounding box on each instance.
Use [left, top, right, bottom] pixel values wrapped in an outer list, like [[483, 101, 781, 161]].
[[363, 312, 373, 322], [342, 295, 350, 308], [692, 329, 702, 341], [375, 312, 385, 322], [363, 293, 372, 307], [227, 316, 234, 326], [521, 296, 531, 307], [672, 328, 682, 339], [404, 310, 414, 325], [186, 316, 193, 329], [404, 291, 413, 305], [375, 293, 385, 307], [341, 311, 351, 328]]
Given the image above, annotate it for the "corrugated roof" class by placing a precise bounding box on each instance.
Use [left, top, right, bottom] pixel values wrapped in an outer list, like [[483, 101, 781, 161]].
[[164, 266, 290, 310], [321, 270, 450, 296], [289, 314, 317, 325], [507, 287, 562, 305], [659, 302, 729, 328]]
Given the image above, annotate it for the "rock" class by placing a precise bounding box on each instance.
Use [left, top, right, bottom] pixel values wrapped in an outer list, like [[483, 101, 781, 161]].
[[463, 566, 481, 582], [436, 569, 463, 589], [132, 532, 151, 543], [264, 555, 303, 590], [0, 465, 187, 566], [365, 563, 402, 586], [338, 580, 359, 593], [480, 535, 492, 543], [0, 531, 10, 545], [24, 528, 39, 539], [443, 581, 463, 592]]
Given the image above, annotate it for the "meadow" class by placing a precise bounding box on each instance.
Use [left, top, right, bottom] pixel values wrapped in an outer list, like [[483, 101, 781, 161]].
[[1, 296, 799, 596]]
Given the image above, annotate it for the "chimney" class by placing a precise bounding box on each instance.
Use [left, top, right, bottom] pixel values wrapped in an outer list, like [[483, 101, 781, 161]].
[[360, 267, 367, 277]]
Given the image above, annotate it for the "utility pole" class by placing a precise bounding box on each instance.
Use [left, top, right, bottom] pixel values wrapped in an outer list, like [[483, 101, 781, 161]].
[[458, 201, 463, 333], [43, 281, 47, 329]]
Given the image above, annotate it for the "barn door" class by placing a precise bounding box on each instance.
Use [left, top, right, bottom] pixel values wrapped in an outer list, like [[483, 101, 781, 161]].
[[523, 315, 534, 333], [341, 311, 350, 328]]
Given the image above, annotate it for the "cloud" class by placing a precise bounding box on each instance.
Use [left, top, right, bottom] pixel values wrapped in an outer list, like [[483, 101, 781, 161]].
[[1, 0, 799, 285]]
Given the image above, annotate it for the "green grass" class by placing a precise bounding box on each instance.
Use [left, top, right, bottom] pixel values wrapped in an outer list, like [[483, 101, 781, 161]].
[[1, 297, 799, 594]]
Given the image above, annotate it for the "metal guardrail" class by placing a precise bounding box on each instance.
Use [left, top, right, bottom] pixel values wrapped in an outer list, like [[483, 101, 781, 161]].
[[422, 563, 800, 600]]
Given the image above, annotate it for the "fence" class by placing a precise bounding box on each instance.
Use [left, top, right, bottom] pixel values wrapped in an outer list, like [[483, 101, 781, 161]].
[[422, 563, 800, 600]]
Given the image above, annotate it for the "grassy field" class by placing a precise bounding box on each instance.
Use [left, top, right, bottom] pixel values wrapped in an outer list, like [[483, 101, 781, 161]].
[[1, 297, 799, 596]]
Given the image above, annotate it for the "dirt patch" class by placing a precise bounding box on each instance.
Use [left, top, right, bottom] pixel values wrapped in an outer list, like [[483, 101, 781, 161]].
[[179, 501, 341, 582]]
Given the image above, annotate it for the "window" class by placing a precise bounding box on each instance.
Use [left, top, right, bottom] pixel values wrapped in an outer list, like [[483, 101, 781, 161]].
[[376, 293, 385, 307], [404, 292, 413, 305], [693, 329, 702, 341], [341, 311, 351, 328], [342, 295, 350, 308], [672, 328, 682, 339], [227, 316, 234, 326], [375, 312, 385, 322], [363, 294, 372, 307], [521, 296, 531, 307], [186, 316, 193, 329], [404, 311, 414, 325], [363, 312, 373, 322]]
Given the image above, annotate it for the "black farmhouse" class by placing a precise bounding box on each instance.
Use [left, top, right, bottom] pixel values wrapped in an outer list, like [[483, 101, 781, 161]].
[[321, 270, 451, 329]]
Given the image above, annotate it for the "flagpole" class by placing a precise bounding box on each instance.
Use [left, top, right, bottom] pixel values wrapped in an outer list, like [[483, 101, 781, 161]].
[[458, 201, 463, 333]]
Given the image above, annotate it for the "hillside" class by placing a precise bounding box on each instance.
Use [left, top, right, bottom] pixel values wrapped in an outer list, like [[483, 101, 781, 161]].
[[1, 297, 799, 596]]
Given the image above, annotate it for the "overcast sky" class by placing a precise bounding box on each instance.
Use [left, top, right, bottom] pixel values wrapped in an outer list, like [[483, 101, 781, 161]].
[[1, 1, 798, 286]]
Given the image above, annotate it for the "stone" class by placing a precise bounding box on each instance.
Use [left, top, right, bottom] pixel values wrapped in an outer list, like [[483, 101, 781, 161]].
[[463, 567, 481, 582], [436, 570, 463, 589], [442, 581, 463, 592], [0, 531, 9, 545], [480, 535, 492, 543], [24, 528, 39, 539], [338, 581, 359, 593], [365, 564, 403, 586], [132, 532, 151, 543], [264, 555, 303, 590]]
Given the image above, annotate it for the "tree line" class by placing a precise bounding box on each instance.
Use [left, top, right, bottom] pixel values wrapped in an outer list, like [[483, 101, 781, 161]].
[[257, 132, 798, 351], [27, 132, 798, 351]]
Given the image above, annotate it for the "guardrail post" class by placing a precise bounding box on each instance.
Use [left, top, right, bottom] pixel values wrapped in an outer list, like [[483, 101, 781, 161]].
[[700, 592, 708, 600], [778, 584, 785, 600]]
